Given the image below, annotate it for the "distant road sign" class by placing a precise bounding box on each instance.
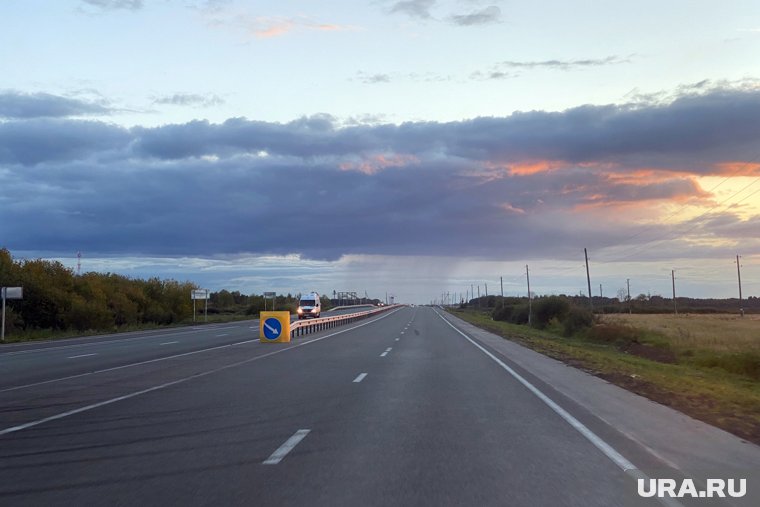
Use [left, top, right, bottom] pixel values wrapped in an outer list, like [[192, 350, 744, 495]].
[[2, 287, 23, 342], [191, 290, 209, 300], [264, 292, 276, 299], [2, 287, 22, 299]]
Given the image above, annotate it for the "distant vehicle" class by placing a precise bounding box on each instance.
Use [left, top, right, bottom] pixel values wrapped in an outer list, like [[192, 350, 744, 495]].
[[297, 292, 321, 319]]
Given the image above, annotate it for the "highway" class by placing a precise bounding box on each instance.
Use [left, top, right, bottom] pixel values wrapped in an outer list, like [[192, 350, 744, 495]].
[[1, 306, 758, 506]]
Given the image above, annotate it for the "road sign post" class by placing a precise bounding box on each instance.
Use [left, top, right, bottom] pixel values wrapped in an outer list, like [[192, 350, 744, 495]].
[[1, 287, 23, 342], [263, 292, 276, 312], [191, 289, 210, 323], [259, 311, 291, 343]]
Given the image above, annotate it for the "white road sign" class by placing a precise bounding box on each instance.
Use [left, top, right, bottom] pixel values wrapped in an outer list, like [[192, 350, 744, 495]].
[[2, 287, 22, 299]]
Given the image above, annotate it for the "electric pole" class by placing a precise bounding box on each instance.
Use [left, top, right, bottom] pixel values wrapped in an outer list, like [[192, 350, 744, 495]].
[[526, 264, 532, 327], [626, 278, 631, 315], [671, 269, 677, 315], [584, 248, 593, 311], [737, 254, 744, 317], [500, 276, 504, 307]]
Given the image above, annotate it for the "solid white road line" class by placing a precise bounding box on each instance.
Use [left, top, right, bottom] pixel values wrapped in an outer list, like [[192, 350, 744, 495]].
[[0, 308, 404, 435], [160, 341, 179, 346], [434, 309, 684, 507], [67, 353, 97, 359], [216, 334, 229, 337], [353, 373, 368, 383], [263, 430, 311, 465]]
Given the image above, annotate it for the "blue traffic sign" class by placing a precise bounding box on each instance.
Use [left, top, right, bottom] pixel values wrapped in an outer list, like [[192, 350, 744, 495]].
[[263, 318, 282, 340]]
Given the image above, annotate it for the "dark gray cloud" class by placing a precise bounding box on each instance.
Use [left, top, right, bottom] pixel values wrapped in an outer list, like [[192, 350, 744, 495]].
[[2, 86, 759, 261], [81, 0, 143, 10], [0, 91, 111, 119], [153, 93, 225, 107], [389, 0, 436, 19], [449, 5, 501, 25], [0, 119, 130, 165]]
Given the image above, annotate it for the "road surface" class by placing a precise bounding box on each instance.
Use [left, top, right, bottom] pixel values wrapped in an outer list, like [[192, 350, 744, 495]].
[[1, 306, 757, 506]]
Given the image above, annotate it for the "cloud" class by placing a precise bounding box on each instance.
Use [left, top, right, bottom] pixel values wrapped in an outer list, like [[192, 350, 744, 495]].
[[203, 9, 355, 39], [153, 93, 225, 107], [449, 6, 501, 26], [0, 91, 111, 119], [354, 71, 448, 84], [81, 0, 143, 10], [356, 72, 392, 84], [389, 0, 436, 19], [499, 55, 632, 71], [2, 85, 760, 263]]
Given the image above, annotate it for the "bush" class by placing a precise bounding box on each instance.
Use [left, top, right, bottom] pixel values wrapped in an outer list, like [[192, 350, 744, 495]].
[[510, 304, 531, 325], [491, 305, 513, 322], [562, 306, 594, 336], [533, 296, 570, 329]]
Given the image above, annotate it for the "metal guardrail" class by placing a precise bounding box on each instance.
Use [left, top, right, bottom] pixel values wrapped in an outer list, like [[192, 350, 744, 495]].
[[290, 305, 400, 338]]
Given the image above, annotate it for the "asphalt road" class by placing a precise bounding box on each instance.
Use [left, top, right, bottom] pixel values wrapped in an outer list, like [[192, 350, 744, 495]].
[[0, 306, 755, 506]]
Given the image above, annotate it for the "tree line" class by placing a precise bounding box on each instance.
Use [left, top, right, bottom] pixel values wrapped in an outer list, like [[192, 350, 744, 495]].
[[0, 249, 330, 339], [0, 249, 199, 336]]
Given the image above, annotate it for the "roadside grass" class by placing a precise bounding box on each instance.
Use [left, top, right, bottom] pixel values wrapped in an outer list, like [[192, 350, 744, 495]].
[[449, 308, 760, 445], [602, 313, 760, 354]]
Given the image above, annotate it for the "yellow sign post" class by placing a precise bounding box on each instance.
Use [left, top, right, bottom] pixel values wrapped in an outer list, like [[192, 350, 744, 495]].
[[259, 311, 291, 343]]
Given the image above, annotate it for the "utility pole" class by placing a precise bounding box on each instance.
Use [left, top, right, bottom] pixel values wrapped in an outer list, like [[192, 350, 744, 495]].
[[526, 264, 532, 327], [500, 276, 504, 307], [626, 278, 631, 315], [477, 285, 480, 309], [584, 248, 593, 311], [737, 254, 744, 316], [671, 269, 678, 315], [485, 283, 488, 298]]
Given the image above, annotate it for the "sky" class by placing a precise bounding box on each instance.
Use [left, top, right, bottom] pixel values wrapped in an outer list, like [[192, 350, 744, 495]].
[[2, 0, 760, 304]]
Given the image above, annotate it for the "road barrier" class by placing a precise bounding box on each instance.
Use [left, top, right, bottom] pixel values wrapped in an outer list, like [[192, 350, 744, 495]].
[[289, 305, 400, 338]]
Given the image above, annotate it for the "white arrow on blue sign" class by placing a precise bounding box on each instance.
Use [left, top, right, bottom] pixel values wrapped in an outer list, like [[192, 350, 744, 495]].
[[263, 318, 282, 340]]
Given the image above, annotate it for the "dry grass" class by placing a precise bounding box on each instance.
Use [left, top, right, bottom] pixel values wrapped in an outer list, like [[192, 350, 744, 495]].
[[601, 313, 760, 354]]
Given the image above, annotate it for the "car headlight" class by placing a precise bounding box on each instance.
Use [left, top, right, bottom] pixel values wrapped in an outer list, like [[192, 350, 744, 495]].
[[297, 308, 303, 314]]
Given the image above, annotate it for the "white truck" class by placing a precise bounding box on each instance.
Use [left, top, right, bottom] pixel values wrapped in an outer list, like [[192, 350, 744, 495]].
[[297, 292, 321, 319]]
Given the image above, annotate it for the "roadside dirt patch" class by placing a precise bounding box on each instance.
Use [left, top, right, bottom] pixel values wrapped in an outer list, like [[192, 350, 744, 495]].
[[622, 342, 677, 364]]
